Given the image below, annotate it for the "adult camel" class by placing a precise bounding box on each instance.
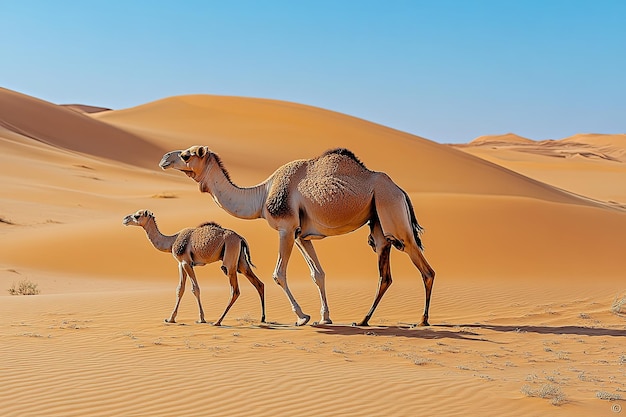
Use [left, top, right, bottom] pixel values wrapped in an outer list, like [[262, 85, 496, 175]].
[[160, 146, 435, 327]]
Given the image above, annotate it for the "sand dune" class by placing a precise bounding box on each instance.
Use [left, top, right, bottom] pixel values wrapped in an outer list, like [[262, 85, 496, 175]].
[[454, 133, 626, 203], [470, 132, 535, 145], [2, 90, 625, 416], [0, 88, 166, 169]]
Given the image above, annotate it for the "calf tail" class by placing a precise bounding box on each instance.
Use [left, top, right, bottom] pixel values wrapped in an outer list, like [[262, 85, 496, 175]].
[[240, 238, 256, 268]]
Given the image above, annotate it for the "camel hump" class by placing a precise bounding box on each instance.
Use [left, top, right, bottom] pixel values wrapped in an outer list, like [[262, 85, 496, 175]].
[[320, 148, 368, 170], [197, 221, 223, 229]]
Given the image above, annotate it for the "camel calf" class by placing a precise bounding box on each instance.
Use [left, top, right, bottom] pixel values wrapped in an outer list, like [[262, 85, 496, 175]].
[[122, 209, 265, 326]]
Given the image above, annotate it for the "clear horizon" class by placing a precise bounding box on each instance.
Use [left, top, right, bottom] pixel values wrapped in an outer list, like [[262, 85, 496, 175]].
[[2, 0, 625, 143]]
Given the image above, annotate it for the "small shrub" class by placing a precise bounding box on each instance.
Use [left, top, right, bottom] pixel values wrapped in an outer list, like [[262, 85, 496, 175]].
[[0, 216, 15, 225], [521, 384, 567, 406], [151, 193, 178, 199], [413, 357, 430, 366], [596, 391, 622, 401], [611, 295, 626, 316], [8, 279, 40, 296]]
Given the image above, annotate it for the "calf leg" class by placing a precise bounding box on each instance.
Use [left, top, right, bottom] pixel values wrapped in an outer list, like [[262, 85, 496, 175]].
[[239, 256, 266, 323], [182, 262, 206, 323], [166, 263, 188, 323], [214, 269, 240, 326]]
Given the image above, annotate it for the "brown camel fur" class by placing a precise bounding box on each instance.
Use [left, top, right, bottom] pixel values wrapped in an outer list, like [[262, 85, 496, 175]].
[[159, 147, 435, 326], [122, 209, 265, 326]]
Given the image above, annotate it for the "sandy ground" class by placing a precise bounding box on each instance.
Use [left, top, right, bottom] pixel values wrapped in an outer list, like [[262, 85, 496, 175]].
[[1, 88, 625, 416]]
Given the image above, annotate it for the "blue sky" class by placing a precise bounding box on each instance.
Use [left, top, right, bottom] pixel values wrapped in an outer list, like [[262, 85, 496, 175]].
[[2, 0, 625, 143]]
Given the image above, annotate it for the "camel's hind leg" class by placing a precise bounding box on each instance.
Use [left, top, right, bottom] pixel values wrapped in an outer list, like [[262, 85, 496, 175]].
[[373, 182, 436, 326], [166, 263, 188, 323], [295, 238, 332, 325], [238, 247, 266, 323], [214, 237, 242, 326], [181, 261, 206, 324], [356, 220, 393, 327], [214, 270, 240, 326], [406, 244, 435, 326]]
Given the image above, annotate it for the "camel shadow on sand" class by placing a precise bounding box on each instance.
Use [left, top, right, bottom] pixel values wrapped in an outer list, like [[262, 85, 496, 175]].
[[309, 323, 626, 340], [436, 324, 626, 338], [311, 324, 491, 342]]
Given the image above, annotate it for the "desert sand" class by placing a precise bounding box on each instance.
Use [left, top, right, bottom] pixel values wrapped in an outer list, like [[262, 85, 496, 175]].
[[1, 87, 625, 416]]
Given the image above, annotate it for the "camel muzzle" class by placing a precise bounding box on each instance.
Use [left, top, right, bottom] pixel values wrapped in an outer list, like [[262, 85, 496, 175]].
[[159, 150, 183, 170]]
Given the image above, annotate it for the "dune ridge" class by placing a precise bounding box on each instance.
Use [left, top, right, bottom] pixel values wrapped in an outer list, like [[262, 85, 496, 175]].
[[95, 95, 609, 208]]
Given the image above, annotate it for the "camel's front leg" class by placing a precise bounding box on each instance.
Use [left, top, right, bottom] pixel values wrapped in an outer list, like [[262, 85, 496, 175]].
[[166, 263, 188, 323], [273, 228, 310, 326], [296, 238, 331, 325], [181, 262, 206, 324]]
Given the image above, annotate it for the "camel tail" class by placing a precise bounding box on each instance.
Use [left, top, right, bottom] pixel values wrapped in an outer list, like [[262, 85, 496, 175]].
[[402, 190, 424, 251], [240, 238, 256, 269]]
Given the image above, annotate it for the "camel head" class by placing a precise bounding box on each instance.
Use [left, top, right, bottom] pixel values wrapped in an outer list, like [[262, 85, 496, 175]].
[[122, 209, 154, 227], [159, 145, 211, 180]]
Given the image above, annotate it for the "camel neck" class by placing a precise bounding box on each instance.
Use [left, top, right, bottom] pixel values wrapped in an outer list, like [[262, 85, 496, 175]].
[[142, 218, 177, 253], [198, 158, 268, 220]]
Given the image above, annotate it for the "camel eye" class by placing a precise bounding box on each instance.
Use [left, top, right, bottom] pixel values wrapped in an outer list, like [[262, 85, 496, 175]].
[[181, 153, 191, 162], [134, 214, 140, 220]]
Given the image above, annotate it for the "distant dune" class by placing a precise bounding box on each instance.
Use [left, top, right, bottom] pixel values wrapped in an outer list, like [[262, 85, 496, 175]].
[[468, 132, 535, 145], [453, 132, 626, 203], [1, 88, 625, 417]]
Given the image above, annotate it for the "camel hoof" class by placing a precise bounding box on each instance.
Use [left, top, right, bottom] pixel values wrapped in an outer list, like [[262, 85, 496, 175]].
[[164, 319, 176, 324], [211, 322, 222, 327], [196, 320, 207, 324], [295, 315, 311, 326], [418, 321, 430, 327], [317, 319, 333, 325]]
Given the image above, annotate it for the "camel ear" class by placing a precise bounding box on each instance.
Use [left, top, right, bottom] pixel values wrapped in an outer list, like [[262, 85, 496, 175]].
[[196, 146, 207, 158]]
